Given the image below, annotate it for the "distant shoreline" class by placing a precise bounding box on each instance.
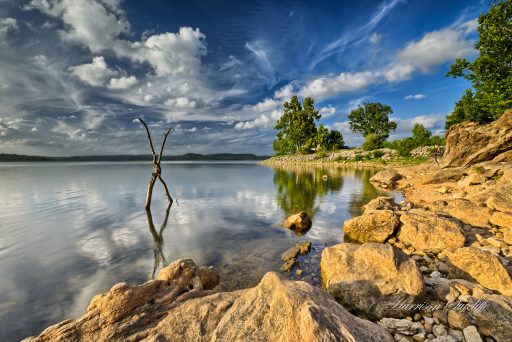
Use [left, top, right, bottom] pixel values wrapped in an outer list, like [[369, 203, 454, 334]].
[[0, 153, 269, 162]]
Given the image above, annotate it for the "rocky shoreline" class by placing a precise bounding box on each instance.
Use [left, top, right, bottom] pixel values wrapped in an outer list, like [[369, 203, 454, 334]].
[[25, 111, 512, 341]]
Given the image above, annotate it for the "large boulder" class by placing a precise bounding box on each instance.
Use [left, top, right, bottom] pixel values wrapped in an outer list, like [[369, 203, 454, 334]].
[[343, 210, 400, 243], [445, 247, 512, 296], [321, 243, 425, 320], [370, 169, 402, 188], [282, 211, 312, 235], [442, 109, 512, 168], [466, 292, 512, 342], [397, 210, 465, 252], [444, 198, 492, 228], [25, 267, 394, 342], [490, 211, 512, 230]]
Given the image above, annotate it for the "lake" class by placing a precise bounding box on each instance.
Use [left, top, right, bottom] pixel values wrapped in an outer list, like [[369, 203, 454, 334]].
[[0, 161, 396, 341]]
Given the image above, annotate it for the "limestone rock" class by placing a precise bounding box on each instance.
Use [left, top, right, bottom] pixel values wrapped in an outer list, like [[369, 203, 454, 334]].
[[321, 243, 425, 319], [363, 196, 399, 214], [370, 169, 402, 188], [282, 211, 312, 235], [490, 211, 512, 230], [442, 109, 512, 168], [462, 326, 483, 342], [25, 264, 395, 342], [445, 199, 492, 228], [445, 247, 512, 296], [378, 318, 425, 336], [397, 210, 465, 252], [422, 168, 467, 184], [344, 210, 400, 243], [486, 183, 512, 214], [467, 292, 512, 342]]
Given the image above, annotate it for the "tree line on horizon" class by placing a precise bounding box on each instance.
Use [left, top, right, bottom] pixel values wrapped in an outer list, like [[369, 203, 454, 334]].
[[273, 0, 510, 156]]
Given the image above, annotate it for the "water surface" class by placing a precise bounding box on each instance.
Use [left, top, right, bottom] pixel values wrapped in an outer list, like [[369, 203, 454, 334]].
[[0, 161, 394, 341]]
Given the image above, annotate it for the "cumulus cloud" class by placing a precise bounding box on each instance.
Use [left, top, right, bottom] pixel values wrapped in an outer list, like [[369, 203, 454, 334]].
[[319, 105, 336, 118], [107, 75, 137, 90], [68, 56, 117, 87], [253, 98, 280, 112], [404, 94, 426, 100], [298, 71, 376, 100], [383, 63, 415, 82], [165, 97, 197, 109], [234, 110, 281, 130]]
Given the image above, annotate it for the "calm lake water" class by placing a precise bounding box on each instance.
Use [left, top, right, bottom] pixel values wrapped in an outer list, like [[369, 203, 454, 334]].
[[0, 161, 396, 341]]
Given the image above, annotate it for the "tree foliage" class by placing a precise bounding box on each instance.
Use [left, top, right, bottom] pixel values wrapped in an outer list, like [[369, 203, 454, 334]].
[[384, 123, 444, 156], [273, 96, 320, 155], [362, 133, 386, 151], [348, 102, 397, 139], [445, 0, 512, 128], [316, 124, 345, 151]]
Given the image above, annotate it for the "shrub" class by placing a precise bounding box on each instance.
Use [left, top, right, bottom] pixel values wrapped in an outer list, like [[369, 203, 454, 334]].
[[362, 134, 386, 150]]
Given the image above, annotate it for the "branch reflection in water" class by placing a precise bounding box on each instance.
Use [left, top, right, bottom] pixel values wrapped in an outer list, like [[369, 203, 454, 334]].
[[145, 203, 172, 278]]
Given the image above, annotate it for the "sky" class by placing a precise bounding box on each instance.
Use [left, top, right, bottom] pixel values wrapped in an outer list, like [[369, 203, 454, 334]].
[[0, 0, 490, 156]]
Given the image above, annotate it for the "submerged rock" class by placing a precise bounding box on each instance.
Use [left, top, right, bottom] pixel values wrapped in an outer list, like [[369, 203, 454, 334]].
[[282, 211, 312, 235], [321, 243, 425, 320], [280, 241, 312, 272], [25, 266, 394, 342]]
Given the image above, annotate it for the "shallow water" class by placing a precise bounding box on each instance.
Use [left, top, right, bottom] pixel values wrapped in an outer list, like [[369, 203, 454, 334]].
[[0, 161, 396, 341]]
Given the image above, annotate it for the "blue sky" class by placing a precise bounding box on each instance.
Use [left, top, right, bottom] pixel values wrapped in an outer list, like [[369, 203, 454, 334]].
[[0, 0, 488, 156]]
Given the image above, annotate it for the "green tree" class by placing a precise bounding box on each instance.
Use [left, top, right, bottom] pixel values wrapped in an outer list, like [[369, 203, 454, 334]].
[[348, 102, 397, 140], [316, 125, 345, 151], [362, 133, 386, 151], [411, 123, 432, 145], [273, 96, 321, 155], [445, 0, 512, 128]]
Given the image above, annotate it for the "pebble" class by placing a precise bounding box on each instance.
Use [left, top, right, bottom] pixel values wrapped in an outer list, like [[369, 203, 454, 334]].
[[430, 270, 442, 278], [433, 324, 448, 337]]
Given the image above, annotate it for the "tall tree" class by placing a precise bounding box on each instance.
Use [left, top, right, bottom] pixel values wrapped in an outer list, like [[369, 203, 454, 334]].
[[348, 102, 397, 139], [445, 0, 512, 128], [273, 96, 321, 155], [411, 123, 432, 144]]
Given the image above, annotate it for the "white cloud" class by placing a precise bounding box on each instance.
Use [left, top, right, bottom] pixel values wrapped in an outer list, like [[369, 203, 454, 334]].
[[68, 56, 117, 87], [0, 17, 18, 38], [126, 27, 207, 76], [253, 98, 280, 112], [26, 0, 129, 53], [383, 63, 415, 82], [165, 97, 197, 109], [234, 109, 282, 130], [458, 18, 478, 34], [397, 27, 474, 73], [298, 71, 376, 100], [274, 83, 295, 100], [369, 32, 381, 44], [107, 75, 137, 90], [319, 105, 336, 118], [404, 94, 426, 100], [31, 127, 38, 132]]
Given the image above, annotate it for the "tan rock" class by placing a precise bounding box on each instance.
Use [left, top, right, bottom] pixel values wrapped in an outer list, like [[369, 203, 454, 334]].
[[490, 211, 512, 230], [442, 109, 512, 168], [282, 211, 312, 235], [467, 292, 512, 342], [503, 229, 512, 245], [321, 243, 425, 319], [25, 263, 395, 342], [370, 169, 402, 187], [445, 247, 512, 296], [397, 210, 465, 252], [445, 198, 492, 228], [344, 210, 400, 243], [457, 173, 487, 187], [422, 167, 467, 184], [486, 183, 512, 213]]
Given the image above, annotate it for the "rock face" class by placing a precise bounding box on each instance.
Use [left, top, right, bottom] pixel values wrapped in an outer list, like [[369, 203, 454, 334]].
[[321, 243, 425, 320], [282, 211, 312, 235], [370, 169, 402, 188], [397, 210, 465, 252], [343, 210, 399, 243], [445, 247, 512, 296], [442, 109, 512, 168], [25, 264, 394, 342]]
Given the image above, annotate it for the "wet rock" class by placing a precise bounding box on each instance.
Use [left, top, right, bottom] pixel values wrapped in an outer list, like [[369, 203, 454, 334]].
[[442, 109, 512, 168], [344, 210, 400, 243], [280, 241, 311, 272], [397, 210, 465, 252], [445, 247, 512, 296], [282, 211, 312, 235], [280, 258, 297, 272], [321, 243, 425, 319]]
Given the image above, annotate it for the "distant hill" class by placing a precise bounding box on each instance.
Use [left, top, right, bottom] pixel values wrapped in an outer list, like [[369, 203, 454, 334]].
[[0, 153, 269, 162]]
